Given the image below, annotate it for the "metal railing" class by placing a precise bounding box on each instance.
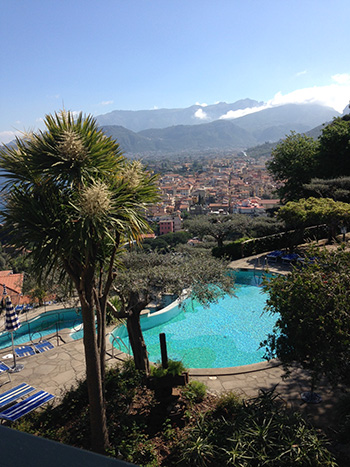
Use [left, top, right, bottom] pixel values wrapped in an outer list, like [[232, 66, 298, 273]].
[[106, 332, 130, 359]]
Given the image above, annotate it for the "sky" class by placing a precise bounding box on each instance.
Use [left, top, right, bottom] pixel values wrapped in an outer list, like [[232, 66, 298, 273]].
[[1, 0, 350, 144]]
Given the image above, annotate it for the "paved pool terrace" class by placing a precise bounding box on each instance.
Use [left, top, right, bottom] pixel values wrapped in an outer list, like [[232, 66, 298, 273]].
[[0, 253, 342, 432]]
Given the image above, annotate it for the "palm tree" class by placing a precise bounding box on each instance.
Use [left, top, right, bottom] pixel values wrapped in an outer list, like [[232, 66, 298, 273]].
[[0, 110, 159, 453]]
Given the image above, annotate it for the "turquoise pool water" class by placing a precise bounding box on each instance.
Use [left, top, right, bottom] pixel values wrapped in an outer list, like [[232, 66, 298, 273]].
[[112, 270, 277, 369], [0, 308, 82, 349]]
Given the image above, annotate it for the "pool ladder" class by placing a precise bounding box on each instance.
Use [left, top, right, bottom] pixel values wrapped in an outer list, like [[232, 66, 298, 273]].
[[106, 333, 130, 359], [253, 257, 268, 286]]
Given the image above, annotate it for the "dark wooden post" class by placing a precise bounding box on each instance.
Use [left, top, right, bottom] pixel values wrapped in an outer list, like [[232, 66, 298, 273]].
[[159, 333, 168, 369]]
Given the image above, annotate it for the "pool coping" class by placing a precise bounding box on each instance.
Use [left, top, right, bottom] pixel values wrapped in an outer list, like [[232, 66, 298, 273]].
[[188, 359, 282, 377]]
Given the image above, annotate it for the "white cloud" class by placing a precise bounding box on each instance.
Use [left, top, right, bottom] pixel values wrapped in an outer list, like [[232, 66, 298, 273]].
[[220, 77, 350, 120], [100, 100, 114, 106], [195, 102, 208, 107], [296, 70, 307, 77], [220, 105, 266, 120], [332, 73, 350, 84], [268, 81, 350, 112], [194, 108, 210, 120]]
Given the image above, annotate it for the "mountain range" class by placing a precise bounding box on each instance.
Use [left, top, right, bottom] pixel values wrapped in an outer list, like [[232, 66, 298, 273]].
[[96, 101, 340, 156]]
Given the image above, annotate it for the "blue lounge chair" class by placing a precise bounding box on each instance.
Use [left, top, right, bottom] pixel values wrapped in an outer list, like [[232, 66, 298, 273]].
[[0, 383, 35, 409], [33, 340, 54, 353], [266, 250, 283, 262], [282, 253, 300, 264], [0, 390, 54, 422], [0, 362, 11, 385], [15, 345, 36, 358]]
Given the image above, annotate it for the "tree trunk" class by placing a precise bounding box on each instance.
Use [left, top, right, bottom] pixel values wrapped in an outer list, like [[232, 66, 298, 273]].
[[127, 310, 150, 375], [80, 289, 109, 453], [217, 236, 224, 248]]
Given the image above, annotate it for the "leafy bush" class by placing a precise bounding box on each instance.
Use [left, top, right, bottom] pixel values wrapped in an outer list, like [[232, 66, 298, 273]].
[[150, 359, 187, 378], [15, 363, 337, 466], [213, 225, 329, 259], [213, 391, 242, 417], [182, 381, 207, 404], [174, 388, 336, 466], [334, 391, 350, 443]]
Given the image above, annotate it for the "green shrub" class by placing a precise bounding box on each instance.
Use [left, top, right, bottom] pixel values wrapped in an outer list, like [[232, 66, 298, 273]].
[[213, 391, 242, 416], [150, 359, 187, 378], [334, 391, 350, 443], [174, 388, 336, 466], [182, 381, 207, 404]]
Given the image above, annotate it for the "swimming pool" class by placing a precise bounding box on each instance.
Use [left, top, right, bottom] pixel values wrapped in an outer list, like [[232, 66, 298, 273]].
[[0, 308, 82, 349], [111, 270, 277, 369]]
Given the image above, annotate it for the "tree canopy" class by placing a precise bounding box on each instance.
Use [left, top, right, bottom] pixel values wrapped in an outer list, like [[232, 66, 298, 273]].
[[277, 197, 350, 241], [267, 115, 350, 203], [317, 116, 350, 178], [184, 214, 249, 248], [304, 176, 350, 203], [267, 131, 319, 203], [262, 248, 350, 389], [110, 249, 235, 374]]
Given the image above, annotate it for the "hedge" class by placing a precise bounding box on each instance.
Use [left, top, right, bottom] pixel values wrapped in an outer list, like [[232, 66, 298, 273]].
[[212, 225, 329, 260]]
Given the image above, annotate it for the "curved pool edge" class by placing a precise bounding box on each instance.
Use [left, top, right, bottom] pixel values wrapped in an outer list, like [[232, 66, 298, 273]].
[[108, 347, 281, 378], [188, 358, 281, 377]]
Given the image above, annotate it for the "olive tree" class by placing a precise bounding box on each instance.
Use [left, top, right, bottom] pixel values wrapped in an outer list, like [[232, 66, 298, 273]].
[[185, 214, 248, 248], [109, 249, 235, 374], [277, 197, 350, 242]]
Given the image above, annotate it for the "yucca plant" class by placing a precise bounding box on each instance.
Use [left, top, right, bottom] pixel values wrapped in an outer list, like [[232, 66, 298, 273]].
[[0, 110, 159, 454]]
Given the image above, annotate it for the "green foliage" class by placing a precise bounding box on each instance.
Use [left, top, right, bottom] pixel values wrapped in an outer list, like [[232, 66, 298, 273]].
[[0, 110, 160, 452], [116, 249, 235, 313], [267, 131, 319, 202], [304, 176, 350, 203], [212, 225, 328, 259], [106, 296, 122, 325], [213, 391, 243, 417], [278, 197, 350, 242], [317, 116, 350, 178], [262, 248, 350, 388], [267, 117, 350, 204], [142, 230, 191, 253], [185, 214, 249, 248], [16, 365, 337, 466], [182, 381, 207, 404], [212, 237, 249, 259], [246, 216, 284, 238], [175, 388, 336, 466], [334, 392, 350, 443], [150, 359, 187, 378]]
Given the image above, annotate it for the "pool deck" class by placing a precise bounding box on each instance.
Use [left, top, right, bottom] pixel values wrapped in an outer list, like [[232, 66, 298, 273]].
[[0, 254, 342, 432]]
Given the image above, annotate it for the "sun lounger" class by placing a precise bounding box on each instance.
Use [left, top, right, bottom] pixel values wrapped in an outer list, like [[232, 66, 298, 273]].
[[0, 362, 11, 385], [33, 340, 54, 353], [0, 383, 35, 409], [0, 390, 54, 422], [266, 250, 283, 262], [15, 345, 36, 358], [281, 253, 300, 264]]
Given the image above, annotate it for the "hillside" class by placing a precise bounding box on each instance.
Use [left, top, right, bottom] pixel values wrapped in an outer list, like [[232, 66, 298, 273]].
[[101, 102, 339, 155]]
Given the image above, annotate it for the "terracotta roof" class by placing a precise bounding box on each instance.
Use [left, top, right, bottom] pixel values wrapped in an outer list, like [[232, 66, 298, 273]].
[[1, 272, 24, 294], [0, 270, 13, 277]]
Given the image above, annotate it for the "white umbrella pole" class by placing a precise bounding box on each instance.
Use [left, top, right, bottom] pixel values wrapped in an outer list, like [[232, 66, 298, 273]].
[[9, 331, 23, 373], [11, 331, 17, 369]]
